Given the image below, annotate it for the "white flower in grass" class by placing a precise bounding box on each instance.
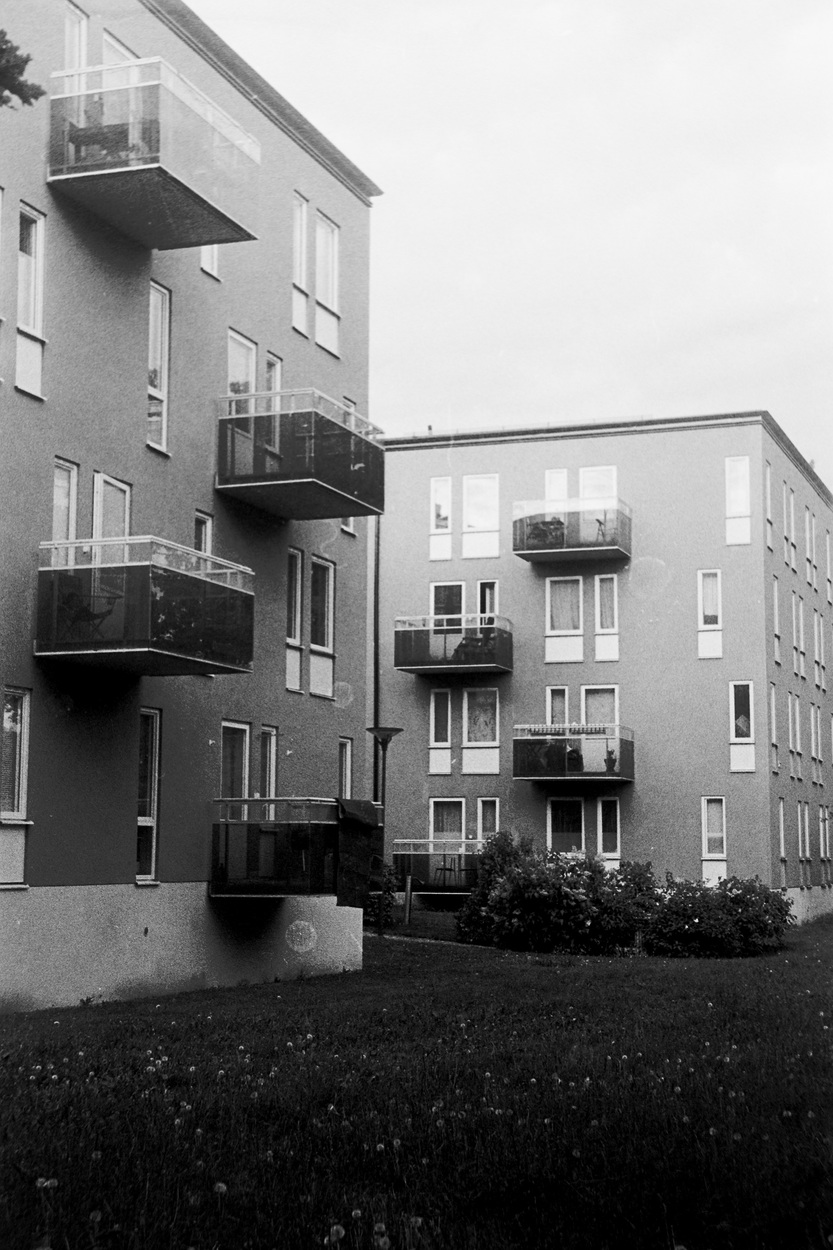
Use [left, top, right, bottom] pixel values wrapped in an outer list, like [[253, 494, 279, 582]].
[[214, 1182, 227, 1196]]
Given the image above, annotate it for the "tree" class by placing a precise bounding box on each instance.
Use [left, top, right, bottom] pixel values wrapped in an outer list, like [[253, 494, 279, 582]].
[[0, 30, 45, 109]]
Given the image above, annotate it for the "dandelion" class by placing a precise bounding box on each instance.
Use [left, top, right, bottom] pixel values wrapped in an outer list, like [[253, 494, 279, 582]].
[[325, 1225, 345, 1244], [46, 1179, 58, 1189], [393, 1138, 401, 1148], [214, 1182, 228, 1196], [376, 1143, 385, 1152], [266, 1150, 274, 1162], [374, 1224, 387, 1236], [91, 1151, 102, 1162], [709, 1128, 717, 1136], [36, 1178, 47, 1189], [89, 1211, 102, 1224]]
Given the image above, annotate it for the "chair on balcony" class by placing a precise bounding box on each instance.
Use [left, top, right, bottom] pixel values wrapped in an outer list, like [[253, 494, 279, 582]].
[[433, 854, 460, 888], [58, 579, 120, 644]]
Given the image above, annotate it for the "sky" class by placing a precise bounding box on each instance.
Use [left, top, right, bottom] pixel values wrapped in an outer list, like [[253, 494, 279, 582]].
[[185, 0, 833, 484]]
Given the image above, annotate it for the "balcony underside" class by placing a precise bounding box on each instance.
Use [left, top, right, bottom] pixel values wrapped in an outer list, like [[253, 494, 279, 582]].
[[515, 544, 630, 564], [397, 661, 512, 675], [215, 476, 382, 520], [34, 644, 250, 677], [48, 165, 256, 250]]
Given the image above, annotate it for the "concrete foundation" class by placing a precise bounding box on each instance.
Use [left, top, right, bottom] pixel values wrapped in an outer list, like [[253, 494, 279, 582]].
[[785, 886, 833, 926]]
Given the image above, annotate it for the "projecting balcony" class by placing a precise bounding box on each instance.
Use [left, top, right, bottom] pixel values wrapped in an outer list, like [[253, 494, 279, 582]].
[[392, 838, 485, 892], [394, 614, 514, 674], [48, 59, 260, 249], [35, 537, 254, 675], [210, 797, 383, 905], [513, 724, 635, 781], [513, 497, 632, 562], [216, 390, 385, 519]]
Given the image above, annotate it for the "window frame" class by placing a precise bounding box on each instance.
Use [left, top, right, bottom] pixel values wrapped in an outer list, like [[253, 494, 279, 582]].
[[227, 327, 257, 414], [220, 720, 250, 804], [136, 707, 160, 881], [430, 581, 464, 624], [286, 548, 303, 646], [547, 796, 585, 856], [310, 557, 335, 653], [701, 796, 726, 859], [314, 211, 340, 354], [259, 726, 278, 799], [765, 461, 773, 549], [546, 576, 583, 637], [597, 796, 620, 859], [580, 684, 619, 728], [200, 244, 220, 278], [594, 573, 618, 634], [52, 457, 78, 547], [1, 688, 31, 821], [430, 689, 451, 748], [724, 455, 750, 520], [194, 511, 213, 554], [338, 737, 353, 800], [430, 477, 451, 534], [729, 681, 754, 744], [579, 465, 617, 499], [147, 280, 170, 450], [477, 797, 499, 839], [477, 579, 498, 616], [18, 205, 45, 338], [462, 687, 499, 747], [429, 797, 465, 850], [292, 192, 309, 334], [462, 473, 499, 534], [546, 685, 568, 725], [773, 575, 781, 664], [697, 569, 722, 631]]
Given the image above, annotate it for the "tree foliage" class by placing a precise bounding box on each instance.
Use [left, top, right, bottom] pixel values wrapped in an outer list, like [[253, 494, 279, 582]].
[[0, 30, 45, 110]]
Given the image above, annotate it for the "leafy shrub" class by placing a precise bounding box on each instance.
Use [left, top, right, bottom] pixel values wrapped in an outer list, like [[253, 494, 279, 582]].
[[485, 856, 594, 953], [364, 862, 398, 931], [456, 830, 529, 945], [581, 858, 662, 954], [644, 874, 794, 958]]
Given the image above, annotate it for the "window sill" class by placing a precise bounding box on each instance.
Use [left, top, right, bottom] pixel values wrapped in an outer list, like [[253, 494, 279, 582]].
[[135, 879, 161, 887], [0, 882, 28, 890], [309, 690, 335, 701], [286, 685, 305, 695], [0, 818, 33, 826], [309, 645, 334, 657], [200, 268, 221, 282], [315, 342, 341, 360], [146, 442, 171, 458], [292, 325, 310, 340], [14, 385, 46, 401]]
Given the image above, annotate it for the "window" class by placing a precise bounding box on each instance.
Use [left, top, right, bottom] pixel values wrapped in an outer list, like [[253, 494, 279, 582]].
[[799, 597, 806, 678], [779, 798, 787, 886], [462, 474, 499, 558], [315, 212, 339, 354], [265, 353, 282, 394], [194, 511, 213, 554], [770, 682, 778, 772], [286, 549, 302, 692], [773, 575, 781, 664], [697, 570, 722, 659], [430, 690, 451, 746], [820, 806, 829, 868], [92, 472, 130, 545], [431, 582, 464, 626], [765, 462, 773, 549], [579, 465, 616, 499], [17, 206, 45, 395], [730, 682, 755, 773], [794, 693, 802, 779], [148, 282, 170, 448], [546, 577, 583, 663], [827, 532, 832, 604], [702, 797, 726, 858], [595, 574, 619, 661], [478, 798, 499, 839], [52, 458, 78, 564], [792, 592, 799, 674], [260, 726, 278, 799], [548, 798, 584, 855], [545, 468, 568, 501], [338, 738, 352, 800], [200, 244, 219, 278], [598, 797, 620, 859], [812, 514, 818, 589], [137, 709, 160, 880], [814, 609, 821, 686], [1, 689, 30, 820], [822, 615, 827, 691], [478, 580, 497, 618], [816, 704, 823, 784], [228, 329, 256, 415], [430, 798, 464, 851], [464, 689, 498, 745], [582, 685, 617, 728], [547, 686, 568, 724], [310, 559, 335, 697], [221, 721, 250, 817], [292, 192, 308, 334], [725, 456, 750, 544], [65, 2, 88, 70], [430, 477, 452, 560], [788, 691, 795, 778], [789, 488, 797, 569]]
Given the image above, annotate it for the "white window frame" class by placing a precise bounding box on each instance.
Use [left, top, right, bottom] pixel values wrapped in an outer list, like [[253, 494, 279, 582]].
[[92, 472, 130, 542], [594, 574, 618, 634], [286, 548, 303, 646], [765, 462, 773, 549], [221, 720, 250, 802], [430, 581, 465, 623], [597, 796, 620, 860], [137, 707, 160, 882], [697, 570, 722, 631], [200, 244, 219, 278], [827, 531, 832, 604], [227, 328, 256, 413], [770, 682, 778, 772], [547, 797, 585, 856], [292, 192, 309, 334], [194, 511, 213, 554], [729, 681, 754, 744], [701, 796, 726, 859], [65, 2, 88, 70], [310, 557, 335, 653], [338, 737, 353, 800], [546, 685, 568, 724], [463, 688, 499, 747], [148, 281, 170, 450], [1, 688, 31, 821], [52, 457, 78, 547], [477, 579, 498, 616], [579, 465, 617, 499], [546, 576, 583, 636], [429, 798, 465, 851], [265, 353, 283, 394], [314, 211, 340, 354], [16, 205, 46, 396], [430, 689, 451, 747], [477, 798, 500, 839], [789, 489, 797, 570], [545, 468, 568, 500], [580, 685, 619, 727], [792, 591, 799, 675], [725, 456, 751, 544], [462, 474, 499, 533], [799, 597, 806, 678], [773, 575, 781, 664], [259, 726, 278, 799], [430, 476, 451, 534], [805, 507, 812, 584]]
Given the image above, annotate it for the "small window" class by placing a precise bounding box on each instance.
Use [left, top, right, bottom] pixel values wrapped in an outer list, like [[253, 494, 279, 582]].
[[338, 737, 353, 800], [148, 282, 170, 448], [286, 549, 302, 645], [221, 721, 250, 804], [698, 570, 722, 628], [598, 797, 620, 858], [582, 686, 617, 727], [228, 329, 256, 415], [792, 592, 799, 675], [730, 682, 753, 742], [463, 689, 498, 746], [462, 475, 499, 557], [547, 686, 568, 724], [430, 478, 451, 533], [547, 577, 582, 635], [310, 559, 334, 651], [548, 798, 584, 855], [478, 798, 499, 838], [430, 690, 451, 747], [200, 244, 219, 278], [265, 353, 282, 393], [765, 462, 773, 549], [788, 489, 797, 569], [773, 576, 781, 664], [579, 466, 616, 499], [1, 689, 30, 819], [194, 511, 213, 554], [137, 708, 160, 880], [595, 574, 618, 633], [17, 206, 45, 395], [545, 468, 568, 500], [799, 597, 806, 678], [702, 797, 726, 858], [52, 458, 78, 561], [725, 456, 751, 545], [260, 726, 278, 798], [430, 582, 464, 625], [315, 212, 339, 354], [292, 192, 308, 334], [770, 682, 778, 772], [478, 580, 497, 617]]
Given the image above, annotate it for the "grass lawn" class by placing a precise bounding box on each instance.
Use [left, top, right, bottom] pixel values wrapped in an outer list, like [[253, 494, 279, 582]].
[[1, 918, 832, 1250]]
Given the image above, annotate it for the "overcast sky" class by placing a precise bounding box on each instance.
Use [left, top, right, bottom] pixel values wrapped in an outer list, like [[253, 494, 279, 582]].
[[187, 0, 833, 484]]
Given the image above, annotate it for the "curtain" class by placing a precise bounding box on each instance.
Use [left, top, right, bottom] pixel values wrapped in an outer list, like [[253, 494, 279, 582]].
[[466, 689, 497, 743], [549, 579, 580, 632], [701, 573, 719, 626]]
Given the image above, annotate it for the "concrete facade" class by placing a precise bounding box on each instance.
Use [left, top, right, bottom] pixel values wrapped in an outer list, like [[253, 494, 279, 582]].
[[0, 0, 383, 1009], [377, 412, 833, 921]]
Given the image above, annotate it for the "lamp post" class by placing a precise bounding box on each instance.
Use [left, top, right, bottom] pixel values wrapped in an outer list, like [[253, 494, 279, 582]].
[[366, 726, 403, 929]]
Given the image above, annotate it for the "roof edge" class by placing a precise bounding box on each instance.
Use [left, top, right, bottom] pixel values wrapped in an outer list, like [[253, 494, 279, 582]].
[[140, 0, 382, 205]]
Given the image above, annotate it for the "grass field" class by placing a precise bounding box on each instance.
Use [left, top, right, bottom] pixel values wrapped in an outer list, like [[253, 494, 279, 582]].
[[1, 916, 832, 1250]]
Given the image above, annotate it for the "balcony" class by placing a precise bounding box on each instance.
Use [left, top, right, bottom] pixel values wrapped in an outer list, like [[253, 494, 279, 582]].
[[392, 838, 485, 892], [35, 537, 254, 675], [48, 59, 260, 249], [513, 724, 635, 781], [216, 390, 384, 519], [394, 615, 513, 674], [513, 497, 632, 562], [211, 798, 383, 905]]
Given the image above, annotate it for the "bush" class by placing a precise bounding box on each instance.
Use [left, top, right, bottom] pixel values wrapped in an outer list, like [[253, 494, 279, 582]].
[[644, 874, 794, 958], [581, 858, 662, 954], [456, 830, 528, 945], [485, 855, 594, 953], [364, 862, 398, 931]]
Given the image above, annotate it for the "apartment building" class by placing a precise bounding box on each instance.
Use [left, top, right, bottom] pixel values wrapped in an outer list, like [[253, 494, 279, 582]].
[[378, 411, 833, 924], [0, 0, 384, 1010]]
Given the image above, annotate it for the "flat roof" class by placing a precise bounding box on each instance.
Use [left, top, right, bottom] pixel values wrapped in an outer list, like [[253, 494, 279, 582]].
[[142, 0, 382, 205], [382, 410, 833, 507]]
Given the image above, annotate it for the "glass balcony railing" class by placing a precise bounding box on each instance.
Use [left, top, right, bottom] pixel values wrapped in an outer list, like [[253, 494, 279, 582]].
[[48, 58, 260, 249], [393, 614, 513, 673], [211, 797, 383, 903], [35, 537, 254, 675], [513, 497, 632, 562], [392, 838, 485, 891], [513, 724, 635, 781], [216, 389, 385, 519]]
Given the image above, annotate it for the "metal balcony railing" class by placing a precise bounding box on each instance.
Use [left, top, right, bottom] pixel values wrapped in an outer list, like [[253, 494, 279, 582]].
[[216, 389, 385, 519], [512, 497, 632, 562], [35, 536, 254, 675], [513, 724, 635, 781], [392, 838, 486, 891], [48, 58, 260, 248], [393, 614, 513, 673]]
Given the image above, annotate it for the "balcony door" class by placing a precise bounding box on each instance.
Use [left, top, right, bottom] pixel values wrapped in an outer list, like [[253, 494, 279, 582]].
[[221, 721, 250, 820], [581, 686, 617, 730], [548, 798, 584, 855], [227, 331, 257, 475]]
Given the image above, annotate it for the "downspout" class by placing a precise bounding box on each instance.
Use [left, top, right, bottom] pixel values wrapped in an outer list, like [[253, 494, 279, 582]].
[[372, 513, 381, 802]]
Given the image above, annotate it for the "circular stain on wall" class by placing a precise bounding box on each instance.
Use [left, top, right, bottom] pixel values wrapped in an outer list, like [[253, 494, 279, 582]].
[[285, 920, 317, 953]]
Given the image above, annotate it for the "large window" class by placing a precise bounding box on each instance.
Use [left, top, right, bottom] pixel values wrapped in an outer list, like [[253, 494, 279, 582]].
[[148, 282, 170, 449], [547, 577, 582, 634], [17, 206, 45, 395], [463, 688, 498, 746], [292, 192, 308, 334], [725, 456, 751, 545], [430, 798, 464, 851], [462, 475, 499, 558], [548, 798, 584, 855], [315, 212, 339, 354], [1, 689, 30, 820], [137, 709, 160, 880]]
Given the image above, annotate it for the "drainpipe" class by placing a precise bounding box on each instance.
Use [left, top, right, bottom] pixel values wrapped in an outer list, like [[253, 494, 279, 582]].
[[372, 513, 381, 802]]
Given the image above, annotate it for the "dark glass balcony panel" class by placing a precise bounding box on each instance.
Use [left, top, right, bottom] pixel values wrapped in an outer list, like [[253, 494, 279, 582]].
[[35, 538, 254, 675], [48, 59, 260, 249], [513, 725, 635, 781], [210, 798, 383, 902], [216, 390, 384, 519], [392, 839, 484, 891], [394, 615, 513, 674], [513, 497, 632, 562]]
